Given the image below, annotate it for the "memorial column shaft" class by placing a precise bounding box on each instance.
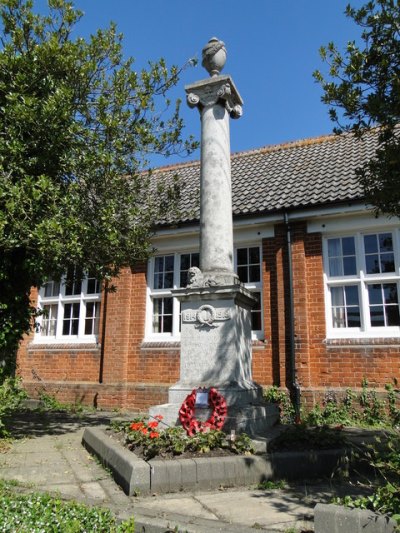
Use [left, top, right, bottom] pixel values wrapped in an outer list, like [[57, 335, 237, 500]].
[[200, 102, 233, 274]]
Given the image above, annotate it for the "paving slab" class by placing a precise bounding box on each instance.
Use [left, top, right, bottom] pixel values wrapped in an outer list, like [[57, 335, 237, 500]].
[[0, 411, 386, 532]]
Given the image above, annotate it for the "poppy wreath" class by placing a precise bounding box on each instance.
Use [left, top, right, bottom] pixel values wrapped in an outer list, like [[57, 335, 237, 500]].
[[179, 387, 228, 437]]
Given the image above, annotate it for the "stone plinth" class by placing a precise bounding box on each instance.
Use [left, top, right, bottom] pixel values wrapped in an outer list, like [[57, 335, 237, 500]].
[[149, 285, 276, 432], [169, 285, 260, 406]]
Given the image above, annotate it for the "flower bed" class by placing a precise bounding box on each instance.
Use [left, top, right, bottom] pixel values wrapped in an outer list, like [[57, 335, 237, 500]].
[[109, 415, 254, 461]]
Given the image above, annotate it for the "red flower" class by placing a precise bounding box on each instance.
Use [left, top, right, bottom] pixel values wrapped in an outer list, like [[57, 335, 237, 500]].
[[148, 421, 159, 429], [154, 415, 164, 420], [130, 422, 144, 431], [149, 431, 160, 439], [141, 428, 148, 435]]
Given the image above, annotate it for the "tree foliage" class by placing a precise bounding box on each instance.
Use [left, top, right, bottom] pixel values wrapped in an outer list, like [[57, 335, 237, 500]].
[[314, 0, 400, 217], [0, 0, 197, 363]]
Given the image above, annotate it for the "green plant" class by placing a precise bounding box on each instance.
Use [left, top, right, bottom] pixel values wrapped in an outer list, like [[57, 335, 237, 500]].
[[258, 480, 287, 490], [263, 386, 295, 424], [0, 480, 134, 532], [0, 372, 27, 436], [334, 429, 400, 526], [386, 381, 400, 426], [268, 424, 348, 452], [304, 389, 358, 427], [359, 379, 386, 427], [38, 391, 83, 414], [112, 415, 254, 461]]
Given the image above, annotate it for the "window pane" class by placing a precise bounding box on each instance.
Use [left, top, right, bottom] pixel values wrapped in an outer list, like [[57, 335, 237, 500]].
[[237, 248, 248, 265], [347, 308, 361, 328], [87, 277, 100, 294], [368, 284, 383, 305], [249, 265, 260, 283], [332, 307, 346, 328], [366, 255, 380, 274], [237, 266, 248, 283], [364, 234, 377, 254], [192, 253, 200, 268], [180, 272, 188, 287], [154, 257, 164, 272], [379, 233, 393, 252], [163, 315, 173, 333], [343, 257, 356, 276], [164, 255, 174, 272], [383, 283, 398, 304], [42, 304, 58, 336], [329, 257, 342, 277], [331, 287, 344, 306], [152, 297, 173, 333], [331, 286, 360, 328], [345, 286, 359, 306], [328, 238, 341, 257], [180, 254, 190, 271], [44, 281, 60, 297], [370, 306, 385, 327], [342, 237, 355, 256], [251, 312, 262, 330], [163, 297, 173, 314], [164, 272, 174, 289], [154, 273, 163, 289], [381, 254, 395, 273], [387, 306, 400, 326], [249, 247, 260, 264]]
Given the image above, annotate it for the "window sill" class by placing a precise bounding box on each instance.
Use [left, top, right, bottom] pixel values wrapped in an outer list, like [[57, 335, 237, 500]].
[[31, 336, 99, 346], [141, 340, 181, 351], [325, 337, 400, 347]]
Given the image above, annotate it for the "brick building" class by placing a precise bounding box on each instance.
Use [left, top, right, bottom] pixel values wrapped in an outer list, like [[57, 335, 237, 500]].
[[17, 129, 400, 409]]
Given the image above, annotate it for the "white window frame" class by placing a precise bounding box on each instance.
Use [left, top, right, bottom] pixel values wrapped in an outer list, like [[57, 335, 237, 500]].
[[35, 273, 101, 343], [234, 244, 264, 339], [146, 244, 264, 341], [324, 229, 400, 339]]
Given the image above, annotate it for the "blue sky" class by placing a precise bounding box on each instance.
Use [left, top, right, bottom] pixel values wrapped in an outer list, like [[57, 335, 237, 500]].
[[37, 0, 364, 166]]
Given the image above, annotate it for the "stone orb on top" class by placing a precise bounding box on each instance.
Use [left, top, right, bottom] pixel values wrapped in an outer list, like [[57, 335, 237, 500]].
[[201, 37, 227, 77]]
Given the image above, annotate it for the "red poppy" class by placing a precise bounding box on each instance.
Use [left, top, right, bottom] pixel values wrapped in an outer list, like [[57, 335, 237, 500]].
[[148, 421, 159, 429], [154, 415, 164, 420], [130, 422, 144, 431], [141, 428, 148, 435], [149, 431, 160, 439]]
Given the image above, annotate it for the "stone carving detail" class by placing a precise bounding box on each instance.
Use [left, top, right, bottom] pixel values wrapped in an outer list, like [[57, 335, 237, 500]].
[[182, 305, 232, 327], [187, 267, 217, 288], [187, 93, 200, 108], [202, 37, 227, 77]]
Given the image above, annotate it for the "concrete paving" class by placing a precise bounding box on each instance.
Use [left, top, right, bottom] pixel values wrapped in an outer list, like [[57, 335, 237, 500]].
[[0, 411, 376, 532]]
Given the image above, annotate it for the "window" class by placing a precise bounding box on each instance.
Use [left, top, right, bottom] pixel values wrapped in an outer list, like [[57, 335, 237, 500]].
[[235, 246, 263, 334], [324, 230, 400, 337], [147, 247, 262, 339], [37, 270, 101, 341]]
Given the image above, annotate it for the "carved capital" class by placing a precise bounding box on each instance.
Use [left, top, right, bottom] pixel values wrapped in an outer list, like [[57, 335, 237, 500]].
[[185, 75, 243, 118]]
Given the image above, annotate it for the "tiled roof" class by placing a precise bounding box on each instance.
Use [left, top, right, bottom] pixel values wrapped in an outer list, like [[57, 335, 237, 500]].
[[151, 129, 380, 226]]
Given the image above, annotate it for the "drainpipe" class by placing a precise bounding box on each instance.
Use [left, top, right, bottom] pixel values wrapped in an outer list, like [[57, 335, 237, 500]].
[[284, 212, 301, 423], [98, 280, 109, 384]]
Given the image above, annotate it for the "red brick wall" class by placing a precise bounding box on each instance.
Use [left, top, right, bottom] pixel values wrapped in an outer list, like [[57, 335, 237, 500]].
[[16, 222, 400, 410], [261, 222, 400, 401]]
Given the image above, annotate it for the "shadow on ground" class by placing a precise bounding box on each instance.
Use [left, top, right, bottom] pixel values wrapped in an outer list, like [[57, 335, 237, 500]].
[[4, 410, 119, 439]]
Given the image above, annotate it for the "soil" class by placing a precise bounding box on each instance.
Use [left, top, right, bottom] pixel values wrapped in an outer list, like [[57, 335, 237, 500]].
[[107, 428, 244, 461]]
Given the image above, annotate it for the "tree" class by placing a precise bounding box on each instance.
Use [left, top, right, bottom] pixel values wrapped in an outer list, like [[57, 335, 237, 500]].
[[314, 0, 400, 217], [0, 0, 197, 366]]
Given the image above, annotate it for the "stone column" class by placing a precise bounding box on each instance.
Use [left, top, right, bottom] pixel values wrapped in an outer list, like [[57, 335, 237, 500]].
[[185, 41, 243, 286]]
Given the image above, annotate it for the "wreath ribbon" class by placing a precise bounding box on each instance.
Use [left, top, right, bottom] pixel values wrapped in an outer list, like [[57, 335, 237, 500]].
[[179, 387, 227, 437]]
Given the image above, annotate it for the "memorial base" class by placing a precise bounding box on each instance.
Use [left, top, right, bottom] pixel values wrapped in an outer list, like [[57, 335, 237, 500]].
[[149, 284, 279, 435]]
